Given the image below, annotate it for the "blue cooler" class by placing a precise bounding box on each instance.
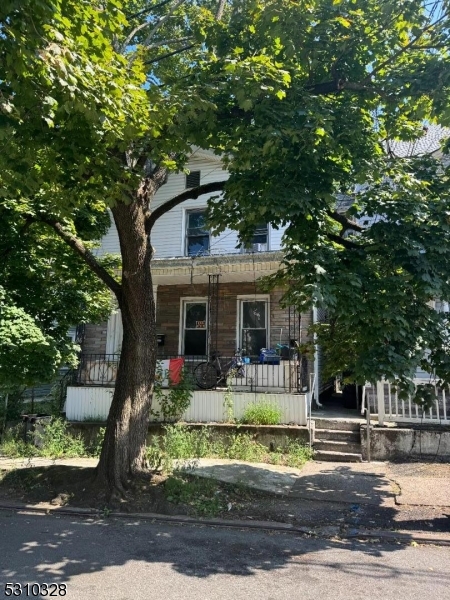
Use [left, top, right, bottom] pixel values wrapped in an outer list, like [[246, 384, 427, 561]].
[[259, 348, 280, 365]]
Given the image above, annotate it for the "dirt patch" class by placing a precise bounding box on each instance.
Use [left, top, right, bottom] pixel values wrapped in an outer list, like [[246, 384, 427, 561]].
[[1, 465, 449, 534], [388, 461, 450, 478], [0, 466, 286, 519]]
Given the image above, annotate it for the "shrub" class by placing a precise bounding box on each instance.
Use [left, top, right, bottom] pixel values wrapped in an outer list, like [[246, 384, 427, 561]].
[[241, 401, 282, 425], [0, 418, 86, 459], [277, 439, 313, 468], [35, 418, 86, 458], [88, 426, 105, 457], [0, 424, 35, 458], [152, 366, 193, 422]]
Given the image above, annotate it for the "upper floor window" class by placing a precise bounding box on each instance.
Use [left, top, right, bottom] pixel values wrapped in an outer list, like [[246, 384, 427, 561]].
[[186, 171, 201, 189], [242, 223, 269, 253], [186, 209, 210, 256]]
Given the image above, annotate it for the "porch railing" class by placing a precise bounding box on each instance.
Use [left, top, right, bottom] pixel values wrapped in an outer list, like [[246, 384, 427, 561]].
[[364, 379, 450, 426], [72, 353, 310, 393]]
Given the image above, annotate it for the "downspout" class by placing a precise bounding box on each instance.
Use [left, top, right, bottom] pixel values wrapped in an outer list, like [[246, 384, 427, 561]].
[[312, 306, 323, 408]]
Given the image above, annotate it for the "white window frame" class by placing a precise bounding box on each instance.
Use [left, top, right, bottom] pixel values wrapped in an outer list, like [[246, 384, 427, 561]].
[[184, 208, 210, 257], [236, 295, 270, 355], [179, 297, 208, 355], [241, 224, 271, 253]]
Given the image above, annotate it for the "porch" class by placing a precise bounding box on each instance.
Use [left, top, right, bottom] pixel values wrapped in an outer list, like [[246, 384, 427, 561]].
[[71, 352, 310, 394], [363, 378, 450, 425]]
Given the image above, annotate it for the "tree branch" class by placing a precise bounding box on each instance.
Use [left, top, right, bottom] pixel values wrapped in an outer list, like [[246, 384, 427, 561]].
[[126, 0, 174, 21], [216, 0, 227, 20], [327, 210, 364, 233], [141, 0, 188, 47], [365, 10, 449, 82], [146, 36, 193, 49], [144, 44, 195, 65], [127, 0, 189, 65], [41, 219, 122, 299], [147, 180, 226, 232], [326, 232, 363, 250], [122, 21, 155, 51], [307, 79, 390, 99]]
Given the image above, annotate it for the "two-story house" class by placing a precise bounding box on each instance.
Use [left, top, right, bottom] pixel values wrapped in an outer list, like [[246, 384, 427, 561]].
[[66, 149, 317, 425]]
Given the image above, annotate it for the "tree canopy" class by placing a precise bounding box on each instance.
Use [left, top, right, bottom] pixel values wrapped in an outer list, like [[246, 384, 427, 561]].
[[0, 197, 118, 390], [1, 0, 450, 491]]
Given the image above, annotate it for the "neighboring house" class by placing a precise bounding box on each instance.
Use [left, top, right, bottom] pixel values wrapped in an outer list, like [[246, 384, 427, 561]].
[[67, 149, 317, 424]]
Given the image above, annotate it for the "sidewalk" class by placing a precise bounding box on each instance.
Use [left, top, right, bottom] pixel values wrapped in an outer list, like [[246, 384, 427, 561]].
[[188, 458, 450, 508], [0, 458, 450, 541], [1, 455, 449, 508]]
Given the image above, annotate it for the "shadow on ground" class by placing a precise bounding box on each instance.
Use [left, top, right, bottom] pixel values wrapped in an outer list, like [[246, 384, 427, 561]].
[[0, 510, 449, 586]]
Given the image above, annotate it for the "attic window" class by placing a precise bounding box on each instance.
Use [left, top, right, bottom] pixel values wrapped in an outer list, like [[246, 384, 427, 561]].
[[186, 171, 201, 189]]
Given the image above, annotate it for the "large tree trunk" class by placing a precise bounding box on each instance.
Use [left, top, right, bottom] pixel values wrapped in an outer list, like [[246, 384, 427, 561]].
[[95, 191, 157, 498]]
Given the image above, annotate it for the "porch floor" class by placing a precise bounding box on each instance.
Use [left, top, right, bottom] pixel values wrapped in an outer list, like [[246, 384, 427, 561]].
[[311, 407, 366, 422]]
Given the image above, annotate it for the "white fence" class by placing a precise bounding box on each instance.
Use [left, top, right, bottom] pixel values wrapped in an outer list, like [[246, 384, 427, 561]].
[[363, 379, 450, 425], [65, 386, 308, 425]]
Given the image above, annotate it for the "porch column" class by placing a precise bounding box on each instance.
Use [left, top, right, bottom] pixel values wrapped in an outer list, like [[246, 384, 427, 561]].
[[105, 309, 123, 355], [377, 380, 385, 426], [153, 285, 158, 315]]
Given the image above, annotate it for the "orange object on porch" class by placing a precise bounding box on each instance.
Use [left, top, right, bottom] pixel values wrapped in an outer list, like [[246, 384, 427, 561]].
[[169, 357, 185, 385]]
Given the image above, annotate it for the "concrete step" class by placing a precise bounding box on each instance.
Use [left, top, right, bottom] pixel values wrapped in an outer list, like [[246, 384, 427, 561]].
[[313, 439, 362, 454], [313, 418, 362, 432], [314, 450, 362, 463], [314, 428, 361, 443]]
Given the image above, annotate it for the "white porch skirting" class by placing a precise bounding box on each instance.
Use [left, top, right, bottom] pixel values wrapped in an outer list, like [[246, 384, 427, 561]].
[[65, 386, 308, 426]]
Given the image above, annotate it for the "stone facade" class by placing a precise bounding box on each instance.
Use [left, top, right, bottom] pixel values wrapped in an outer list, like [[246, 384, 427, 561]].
[[155, 282, 312, 357], [82, 323, 108, 355], [81, 282, 313, 360]]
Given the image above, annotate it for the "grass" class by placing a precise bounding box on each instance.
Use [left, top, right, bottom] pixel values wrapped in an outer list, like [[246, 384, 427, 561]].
[[1, 420, 312, 473], [0, 419, 99, 459], [241, 401, 282, 425], [0, 464, 263, 519], [164, 472, 259, 517], [164, 474, 222, 516], [0, 423, 312, 519], [147, 425, 312, 472]]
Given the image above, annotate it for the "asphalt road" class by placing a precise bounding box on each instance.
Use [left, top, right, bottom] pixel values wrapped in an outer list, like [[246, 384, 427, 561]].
[[0, 511, 449, 600]]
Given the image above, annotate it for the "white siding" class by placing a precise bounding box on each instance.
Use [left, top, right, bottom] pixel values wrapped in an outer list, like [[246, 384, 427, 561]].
[[66, 386, 308, 425], [269, 223, 286, 251], [66, 386, 115, 421], [151, 155, 230, 258], [95, 155, 287, 258], [95, 211, 120, 257]]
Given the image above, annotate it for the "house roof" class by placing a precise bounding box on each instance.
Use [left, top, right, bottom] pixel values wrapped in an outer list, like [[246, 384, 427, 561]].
[[190, 146, 223, 162], [385, 124, 450, 158], [336, 125, 450, 214]]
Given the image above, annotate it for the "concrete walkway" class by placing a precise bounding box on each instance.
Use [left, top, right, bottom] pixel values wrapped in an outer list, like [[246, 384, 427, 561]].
[[188, 459, 395, 506], [172, 458, 450, 508], [1, 456, 449, 508]]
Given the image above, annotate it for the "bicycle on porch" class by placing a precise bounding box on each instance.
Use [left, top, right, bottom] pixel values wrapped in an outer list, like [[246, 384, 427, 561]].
[[194, 349, 246, 390]]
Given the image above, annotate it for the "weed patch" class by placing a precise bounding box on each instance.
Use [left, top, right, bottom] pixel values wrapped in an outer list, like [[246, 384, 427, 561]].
[[241, 401, 282, 425], [147, 425, 312, 472], [0, 419, 87, 459], [165, 474, 222, 516]]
